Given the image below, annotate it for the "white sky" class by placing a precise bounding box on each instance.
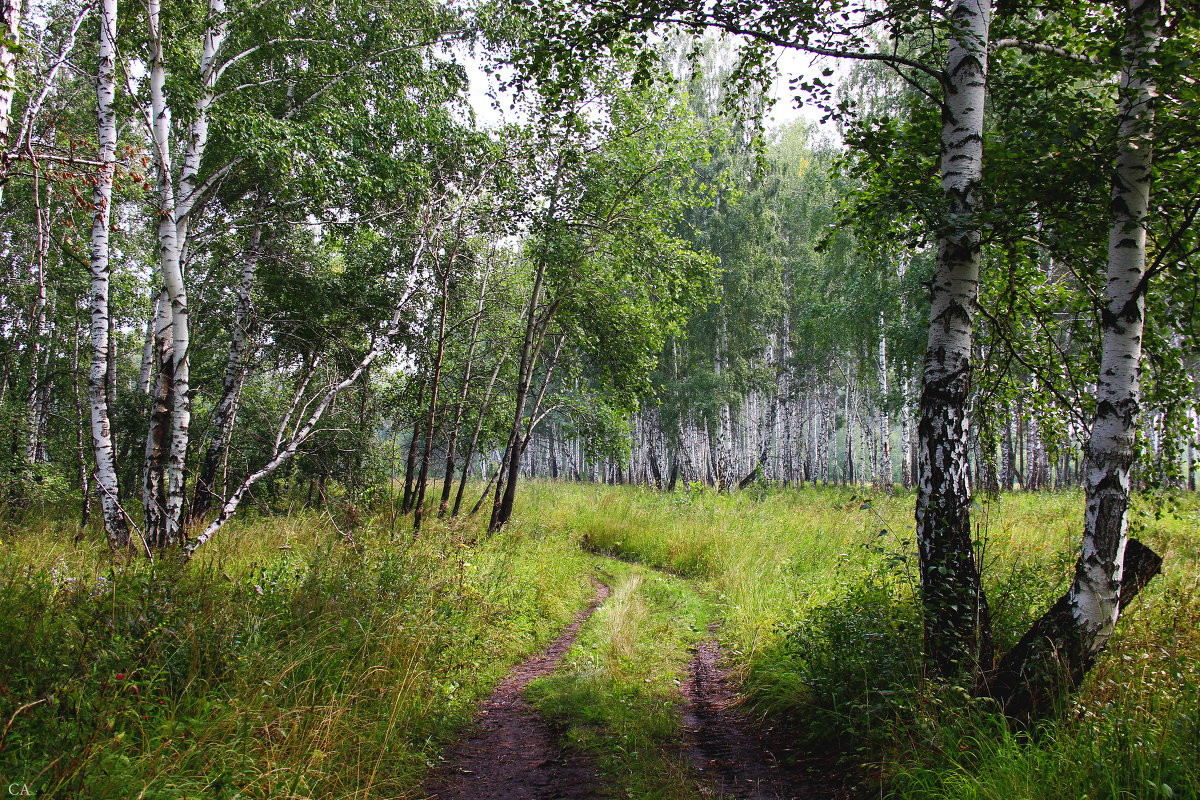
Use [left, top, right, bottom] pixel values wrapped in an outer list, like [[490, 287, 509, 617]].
[[463, 44, 840, 136]]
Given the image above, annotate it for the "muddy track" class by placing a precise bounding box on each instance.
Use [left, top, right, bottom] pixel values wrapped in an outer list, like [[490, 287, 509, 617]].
[[422, 578, 612, 800], [681, 628, 851, 800]]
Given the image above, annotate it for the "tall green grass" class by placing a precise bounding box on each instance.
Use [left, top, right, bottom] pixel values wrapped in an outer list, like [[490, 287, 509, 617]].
[[0, 502, 597, 798], [2, 483, 1196, 799], [530, 482, 1200, 800]]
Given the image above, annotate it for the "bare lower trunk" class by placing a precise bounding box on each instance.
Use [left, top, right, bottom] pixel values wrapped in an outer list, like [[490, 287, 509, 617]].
[[87, 0, 129, 549], [439, 271, 489, 516], [192, 221, 261, 521], [916, 0, 992, 678], [22, 188, 51, 471], [142, 288, 173, 546], [413, 266, 452, 534], [452, 356, 505, 517], [879, 323, 893, 490], [987, 0, 1162, 718], [71, 317, 91, 530], [400, 373, 427, 513], [146, 0, 191, 547], [1001, 404, 1016, 491]]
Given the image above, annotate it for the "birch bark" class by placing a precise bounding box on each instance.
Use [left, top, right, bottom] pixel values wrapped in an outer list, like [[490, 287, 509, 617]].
[[0, 0, 20, 176], [87, 0, 129, 549], [192, 220, 262, 521], [878, 318, 893, 490], [24, 184, 50, 468], [916, 0, 992, 676], [142, 0, 228, 545], [988, 0, 1164, 717], [72, 316, 92, 529]]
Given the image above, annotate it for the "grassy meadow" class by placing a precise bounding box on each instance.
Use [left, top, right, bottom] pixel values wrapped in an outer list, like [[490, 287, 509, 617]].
[[0, 482, 1196, 798]]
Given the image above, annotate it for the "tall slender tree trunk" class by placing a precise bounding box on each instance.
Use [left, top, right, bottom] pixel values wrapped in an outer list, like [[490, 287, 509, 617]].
[[916, 0, 993, 678], [142, 288, 173, 544], [0, 0, 21, 190], [440, 268, 489, 516], [400, 372, 427, 513], [1001, 404, 1016, 491], [87, 0, 129, 549], [192, 219, 262, 521], [453, 355, 504, 517], [492, 158, 565, 532], [819, 390, 831, 486], [71, 316, 92, 529], [843, 377, 853, 486], [142, 0, 227, 546], [879, 322, 893, 490], [988, 0, 1164, 717], [1188, 407, 1197, 492], [19, 183, 51, 476], [413, 265, 452, 533]]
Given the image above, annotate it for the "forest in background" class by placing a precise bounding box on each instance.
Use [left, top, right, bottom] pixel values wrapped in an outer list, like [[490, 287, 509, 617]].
[[1, 0, 1199, 796]]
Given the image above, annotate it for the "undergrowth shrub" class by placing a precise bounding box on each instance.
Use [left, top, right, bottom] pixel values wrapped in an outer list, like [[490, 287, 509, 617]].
[[0, 510, 593, 799], [744, 536, 924, 749]]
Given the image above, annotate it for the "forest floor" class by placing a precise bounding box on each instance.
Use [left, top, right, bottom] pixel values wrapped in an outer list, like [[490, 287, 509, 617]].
[[2, 483, 1197, 799], [680, 627, 851, 800], [424, 579, 611, 800], [425, 567, 853, 800]]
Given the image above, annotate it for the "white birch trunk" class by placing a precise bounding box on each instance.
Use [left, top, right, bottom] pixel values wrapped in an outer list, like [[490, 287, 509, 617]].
[[1069, 0, 1162, 650], [990, 0, 1165, 718], [916, 0, 992, 675], [145, 0, 188, 545], [144, 0, 228, 545], [142, 286, 173, 539], [24, 188, 50, 466], [0, 0, 20, 160], [87, 0, 128, 548], [879, 319, 893, 490]]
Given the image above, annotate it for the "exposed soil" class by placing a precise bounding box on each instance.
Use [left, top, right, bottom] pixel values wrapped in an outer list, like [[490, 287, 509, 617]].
[[681, 628, 853, 800], [422, 579, 612, 800]]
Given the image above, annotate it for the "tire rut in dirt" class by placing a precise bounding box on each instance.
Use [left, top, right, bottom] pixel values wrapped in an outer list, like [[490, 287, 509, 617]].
[[422, 579, 611, 800], [681, 632, 850, 800]]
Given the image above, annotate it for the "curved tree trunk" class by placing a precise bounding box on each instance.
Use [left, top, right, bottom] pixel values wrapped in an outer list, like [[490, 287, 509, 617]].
[[987, 0, 1163, 719]]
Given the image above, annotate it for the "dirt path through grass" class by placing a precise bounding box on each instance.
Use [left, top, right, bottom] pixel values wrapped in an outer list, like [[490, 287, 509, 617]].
[[682, 628, 850, 800], [422, 578, 612, 800]]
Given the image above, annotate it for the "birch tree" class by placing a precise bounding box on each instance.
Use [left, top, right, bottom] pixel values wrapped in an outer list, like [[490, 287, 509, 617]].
[[86, 0, 129, 549], [988, 0, 1166, 717]]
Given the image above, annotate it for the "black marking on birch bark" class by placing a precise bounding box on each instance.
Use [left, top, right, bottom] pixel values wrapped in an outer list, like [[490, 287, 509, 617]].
[[983, 539, 1161, 721]]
